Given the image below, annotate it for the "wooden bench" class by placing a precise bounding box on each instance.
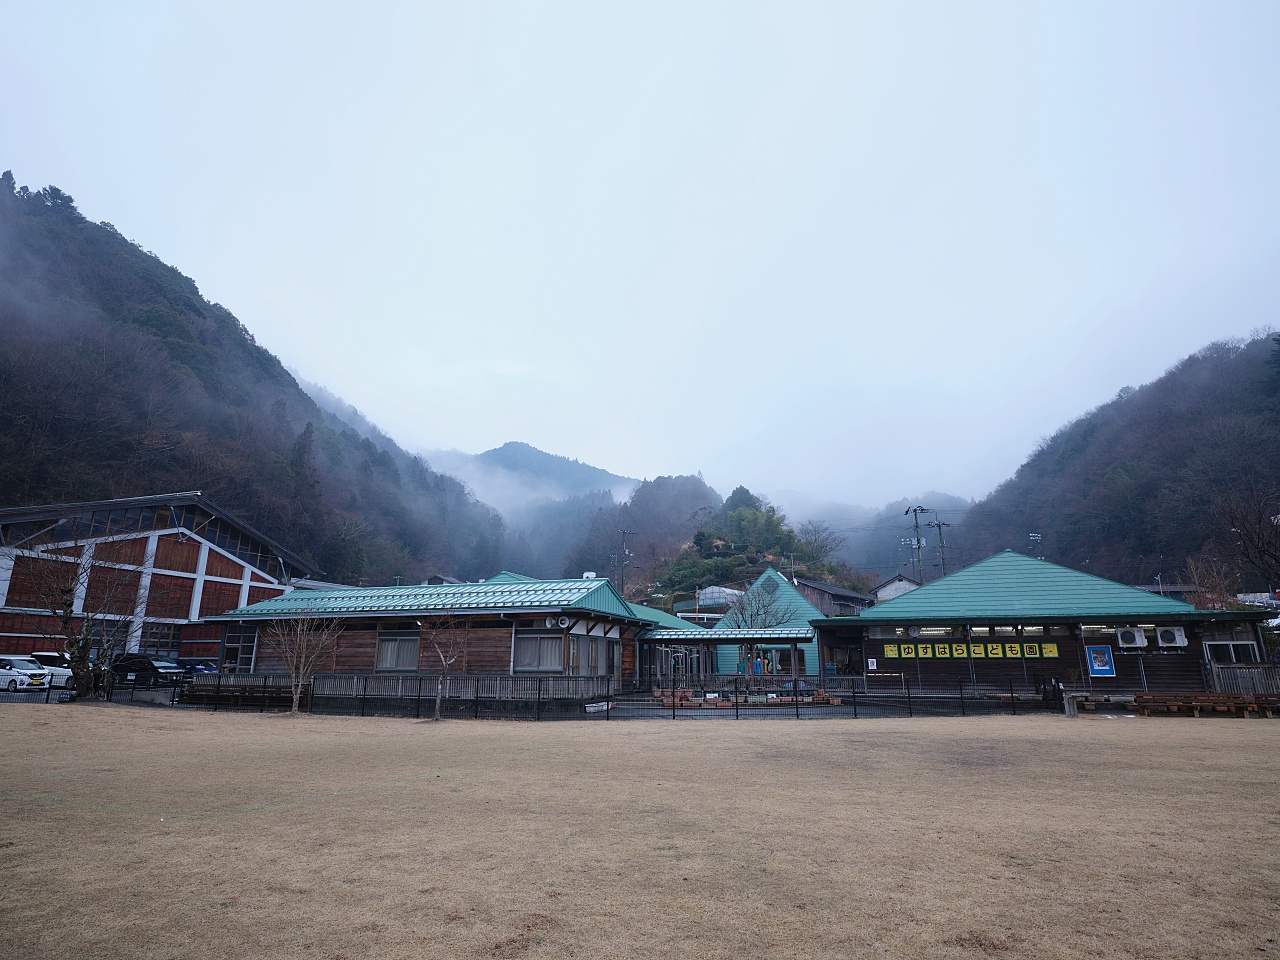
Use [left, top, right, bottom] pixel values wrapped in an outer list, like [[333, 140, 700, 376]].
[[180, 681, 304, 710], [1133, 693, 1255, 718], [1252, 694, 1280, 719]]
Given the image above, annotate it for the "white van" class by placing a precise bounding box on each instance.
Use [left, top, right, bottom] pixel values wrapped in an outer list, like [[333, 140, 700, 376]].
[[0, 656, 50, 692], [27, 651, 76, 690]]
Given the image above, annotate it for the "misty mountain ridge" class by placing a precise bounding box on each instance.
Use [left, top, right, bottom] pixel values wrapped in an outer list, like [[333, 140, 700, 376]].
[[426, 441, 638, 521], [5, 168, 1272, 596]]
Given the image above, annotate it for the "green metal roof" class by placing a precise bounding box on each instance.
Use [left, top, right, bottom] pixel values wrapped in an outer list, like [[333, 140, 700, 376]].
[[628, 602, 702, 631], [647, 626, 813, 642], [209, 576, 639, 622], [712, 568, 823, 632], [483, 571, 539, 583], [844, 550, 1224, 625]]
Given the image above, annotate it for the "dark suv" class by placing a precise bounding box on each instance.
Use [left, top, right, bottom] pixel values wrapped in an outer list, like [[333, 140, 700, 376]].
[[110, 654, 188, 686]]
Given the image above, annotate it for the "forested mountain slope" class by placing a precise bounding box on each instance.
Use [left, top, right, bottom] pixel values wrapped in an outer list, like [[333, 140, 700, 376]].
[[952, 335, 1280, 587], [0, 173, 504, 583]]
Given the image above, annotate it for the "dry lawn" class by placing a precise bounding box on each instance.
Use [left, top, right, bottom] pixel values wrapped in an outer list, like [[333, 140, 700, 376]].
[[1, 705, 1277, 960]]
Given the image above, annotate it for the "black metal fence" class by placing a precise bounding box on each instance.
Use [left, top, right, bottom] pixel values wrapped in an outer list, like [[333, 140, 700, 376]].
[[1, 672, 1066, 719], [615, 675, 1063, 720]]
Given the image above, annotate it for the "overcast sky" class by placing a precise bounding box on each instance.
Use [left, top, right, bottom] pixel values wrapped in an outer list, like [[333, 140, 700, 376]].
[[4, 2, 1278, 509]]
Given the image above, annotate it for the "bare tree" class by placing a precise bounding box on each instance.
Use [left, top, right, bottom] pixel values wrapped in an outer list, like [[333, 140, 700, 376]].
[[420, 614, 472, 720], [720, 584, 789, 630], [1215, 485, 1280, 589], [797, 520, 847, 566], [720, 580, 792, 686], [259, 611, 343, 713], [1184, 556, 1243, 611], [11, 534, 140, 697]]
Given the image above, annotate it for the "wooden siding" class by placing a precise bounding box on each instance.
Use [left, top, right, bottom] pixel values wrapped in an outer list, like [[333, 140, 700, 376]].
[[199, 580, 242, 619], [246, 585, 284, 605], [154, 535, 200, 573], [84, 567, 140, 617], [5, 556, 71, 608], [204, 550, 243, 580], [94, 537, 147, 565], [147, 574, 194, 620]]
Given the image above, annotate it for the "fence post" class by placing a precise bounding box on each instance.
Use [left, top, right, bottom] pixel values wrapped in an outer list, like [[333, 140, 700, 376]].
[[672, 681, 677, 720], [959, 679, 966, 717], [851, 685, 858, 719], [475, 676, 481, 719], [735, 675, 740, 720], [536, 676, 542, 721], [46, 679, 52, 704], [905, 676, 913, 718], [261, 674, 268, 713], [308, 676, 315, 713], [415, 675, 422, 719], [606, 677, 612, 720], [795, 682, 800, 720], [1009, 677, 1017, 716], [214, 672, 222, 712], [361, 674, 368, 717]]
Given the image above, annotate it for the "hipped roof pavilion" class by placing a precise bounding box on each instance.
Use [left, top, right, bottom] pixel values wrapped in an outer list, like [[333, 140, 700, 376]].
[[825, 550, 1269, 628]]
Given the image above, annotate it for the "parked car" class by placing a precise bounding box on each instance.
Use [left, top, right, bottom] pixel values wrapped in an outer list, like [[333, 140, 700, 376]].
[[27, 651, 77, 689], [0, 656, 50, 692], [176, 658, 220, 675], [110, 654, 187, 686]]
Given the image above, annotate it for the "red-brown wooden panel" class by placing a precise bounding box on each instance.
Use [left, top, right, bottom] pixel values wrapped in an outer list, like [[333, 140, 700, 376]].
[[154, 536, 200, 573], [199, 580, 243, 619], [203, 551, 243, 580], [94, 537, 147, 566], [246, 586, 284, 605], [84, 567, 140, 617], [6, 556, 77, 608], [146, 575, 194, 620]]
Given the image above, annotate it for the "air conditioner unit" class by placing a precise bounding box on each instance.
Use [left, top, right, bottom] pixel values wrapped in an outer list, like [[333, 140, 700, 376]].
[[557, 616, 571, 629], [1156, 626, 1188, 648], [1115, 626, 1147, 648], [545, 617, 558, 629]]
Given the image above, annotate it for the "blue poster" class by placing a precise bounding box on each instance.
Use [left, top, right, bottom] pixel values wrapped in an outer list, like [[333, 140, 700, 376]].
[[1085, 645, 1116, 678]]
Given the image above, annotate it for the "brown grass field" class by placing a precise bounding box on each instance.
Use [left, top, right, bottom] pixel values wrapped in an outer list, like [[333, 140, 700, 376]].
[[1, 705, 1277, 960]]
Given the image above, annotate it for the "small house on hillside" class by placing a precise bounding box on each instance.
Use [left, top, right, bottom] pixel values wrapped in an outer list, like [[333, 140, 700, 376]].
[[874, 574, 919, 603]]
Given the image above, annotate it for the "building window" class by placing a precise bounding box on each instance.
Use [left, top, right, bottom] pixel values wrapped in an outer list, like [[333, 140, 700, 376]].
[[376, 631, 420, 671], [513, 631, 562, 672], [140, 622, 180, 658], [1203, 641, 1259, 664], [222, 624, 258, 674]]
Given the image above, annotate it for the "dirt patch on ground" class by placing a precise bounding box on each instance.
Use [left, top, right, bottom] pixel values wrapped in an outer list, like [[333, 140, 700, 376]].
[[1, 706, 1277, 959]]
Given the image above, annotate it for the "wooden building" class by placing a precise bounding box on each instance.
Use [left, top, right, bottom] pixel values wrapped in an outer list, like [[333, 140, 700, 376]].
[[206, 570, 700, 685], [0, 493, 318, 660], [792, 577, 872, 617], [815, 550, 1271, 694]]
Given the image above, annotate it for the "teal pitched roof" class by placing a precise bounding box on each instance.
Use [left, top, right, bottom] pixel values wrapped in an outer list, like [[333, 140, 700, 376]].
[[208, 576, 639, 622], [628, 602, 702, 631], [850, 550, 1206, 624], [713, 568, 823, 632], [484, 571, 539, 583]]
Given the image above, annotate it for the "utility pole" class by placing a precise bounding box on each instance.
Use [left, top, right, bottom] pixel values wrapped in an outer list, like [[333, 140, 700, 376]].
[[617, 529, 637, 596], [926, 514, 951, 577], [904, 505, 930, 582]]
